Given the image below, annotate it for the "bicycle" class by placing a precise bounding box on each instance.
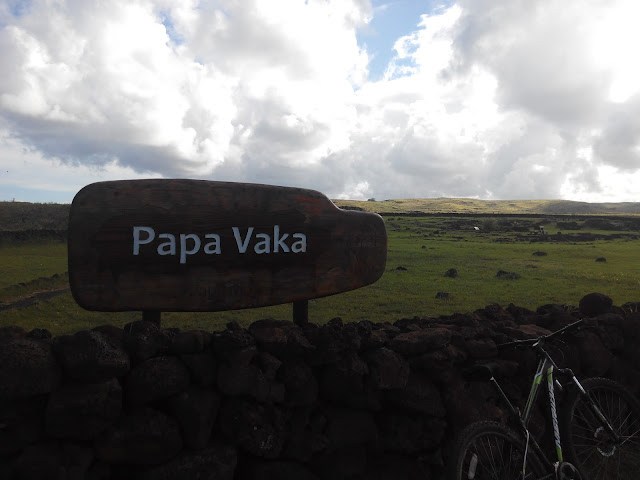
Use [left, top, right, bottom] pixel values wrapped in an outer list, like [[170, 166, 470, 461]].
[[448, 319, 640, 480]]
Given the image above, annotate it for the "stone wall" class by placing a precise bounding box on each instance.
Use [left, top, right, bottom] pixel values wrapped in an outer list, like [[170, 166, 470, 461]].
[[1, 292, 639, 480]]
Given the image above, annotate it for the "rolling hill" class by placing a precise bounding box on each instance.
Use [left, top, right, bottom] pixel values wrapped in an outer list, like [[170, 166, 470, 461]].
[[332, 198, 640, 215], [2, 197, 640, 233]]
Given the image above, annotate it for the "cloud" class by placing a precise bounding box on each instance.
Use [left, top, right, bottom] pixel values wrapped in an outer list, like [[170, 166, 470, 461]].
[[1, 0, 237, 177], [593, 96, 640, 170], [0, 121, 162, 202], [1, 0, 639, 203], [451, 1, 614, 127], [442, 0, 640, 198]]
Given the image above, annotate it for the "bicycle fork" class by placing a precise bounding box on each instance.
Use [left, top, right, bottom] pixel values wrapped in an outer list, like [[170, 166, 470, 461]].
[[542, 356, 593, 480], [547, 365, 581, 479], [522, 356, 582, 479], [572, 376, 622, 445], [547, 363, 563, 463]]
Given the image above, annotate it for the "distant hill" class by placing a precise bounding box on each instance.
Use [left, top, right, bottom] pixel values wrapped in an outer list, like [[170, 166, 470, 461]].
[[2, 198, 640, 233], [332, 198, 640, 216], [0, 202, 71, 232]]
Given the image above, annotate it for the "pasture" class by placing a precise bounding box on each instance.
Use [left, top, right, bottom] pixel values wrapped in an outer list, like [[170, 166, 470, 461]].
[[2, 209, 639, 337]]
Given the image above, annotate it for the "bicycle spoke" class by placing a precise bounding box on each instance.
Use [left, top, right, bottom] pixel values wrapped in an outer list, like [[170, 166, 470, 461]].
[[574, 445, 599, 464], [482, 436, 499, 477], [452, 421, 540, 480], [565, 379, 640, 480]]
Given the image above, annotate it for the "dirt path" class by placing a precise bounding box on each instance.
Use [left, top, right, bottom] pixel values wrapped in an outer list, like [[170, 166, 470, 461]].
[[0, 287, 70, 311]]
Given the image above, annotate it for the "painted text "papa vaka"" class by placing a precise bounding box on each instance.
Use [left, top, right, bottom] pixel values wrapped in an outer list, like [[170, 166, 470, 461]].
[[132, 226, 307, 264]]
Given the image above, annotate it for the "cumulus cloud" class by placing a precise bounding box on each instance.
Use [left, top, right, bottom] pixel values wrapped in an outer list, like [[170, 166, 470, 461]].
[[441, 0, 640, 199], [0, 0, 639, 202], [593, 97, 640, 170]]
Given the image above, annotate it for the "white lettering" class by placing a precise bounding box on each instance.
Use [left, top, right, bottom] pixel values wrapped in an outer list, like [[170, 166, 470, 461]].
[[180, 234, 201, 264], [254, 233, 271, 254], [132, 225, 307, 261], [233, 227, 254, 254], [291, 233, 307, 253], [204, 234, 221, 254], [133, 226, 155, 255], [157, 233, 176, 256], [273, 225, 290, 253]]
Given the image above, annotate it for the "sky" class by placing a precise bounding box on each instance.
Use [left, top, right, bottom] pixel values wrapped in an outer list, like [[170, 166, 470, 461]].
[[1, 0, 640, 204]]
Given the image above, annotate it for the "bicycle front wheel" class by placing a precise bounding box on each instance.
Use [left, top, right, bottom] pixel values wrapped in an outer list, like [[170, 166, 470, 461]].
[[562, 377, 640, 480], [449, 421, 544, 480]]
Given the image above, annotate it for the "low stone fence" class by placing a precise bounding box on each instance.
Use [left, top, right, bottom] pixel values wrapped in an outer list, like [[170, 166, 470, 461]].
[[1, 293, 639, 480]]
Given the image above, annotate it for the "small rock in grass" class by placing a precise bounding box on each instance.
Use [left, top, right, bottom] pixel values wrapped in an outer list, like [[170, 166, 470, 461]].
[[444, 268, 458, 278], [595, 257, 607, 262], [496, 270, 520, 280]]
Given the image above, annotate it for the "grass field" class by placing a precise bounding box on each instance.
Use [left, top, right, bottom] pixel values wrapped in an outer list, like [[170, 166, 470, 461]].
[[2, 197, 640, 231], [333, 198, 640, 215], [0, 242, 68, 290], [2, 210, 639, 336]]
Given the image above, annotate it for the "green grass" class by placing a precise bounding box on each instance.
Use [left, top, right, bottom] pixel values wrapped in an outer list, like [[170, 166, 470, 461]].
[[334, 198, 640, 215], [1, 216, 640, 336], [2, 198, 640, 234], [0, 241, 68, 291]]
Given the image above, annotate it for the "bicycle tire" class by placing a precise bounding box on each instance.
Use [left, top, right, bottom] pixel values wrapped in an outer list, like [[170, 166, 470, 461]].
[[562, 377, 640, 480], [448, 420, 545, 480]]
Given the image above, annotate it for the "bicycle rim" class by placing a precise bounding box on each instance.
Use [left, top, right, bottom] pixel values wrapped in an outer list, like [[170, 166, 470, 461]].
[[566, 378, 640, 480], [451, 421, 542, 480]]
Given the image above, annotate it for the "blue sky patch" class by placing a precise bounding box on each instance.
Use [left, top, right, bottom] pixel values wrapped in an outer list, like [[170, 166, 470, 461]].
[[358, 0, 453, 81]]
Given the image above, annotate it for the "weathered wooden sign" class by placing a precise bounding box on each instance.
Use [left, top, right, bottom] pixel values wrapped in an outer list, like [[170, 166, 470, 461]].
[[68, 180, 387, 312]]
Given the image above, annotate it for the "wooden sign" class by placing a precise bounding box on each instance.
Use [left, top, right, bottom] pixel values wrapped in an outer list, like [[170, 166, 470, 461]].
[[68, 180, 387, 312]]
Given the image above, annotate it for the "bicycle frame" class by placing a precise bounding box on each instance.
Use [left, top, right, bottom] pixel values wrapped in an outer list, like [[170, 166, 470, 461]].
[[488, 337, 621, 479], [487, 349, 560, 476]]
